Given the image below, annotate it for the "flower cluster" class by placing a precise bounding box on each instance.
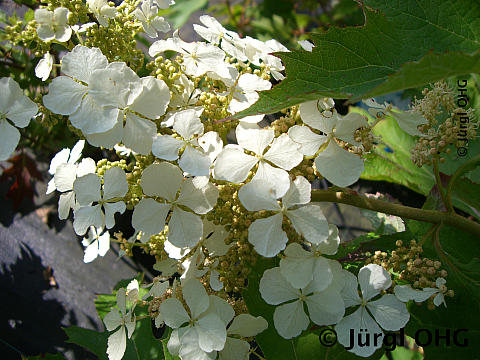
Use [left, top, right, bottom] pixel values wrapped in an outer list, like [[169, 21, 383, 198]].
[[0, 1, 455, 359]]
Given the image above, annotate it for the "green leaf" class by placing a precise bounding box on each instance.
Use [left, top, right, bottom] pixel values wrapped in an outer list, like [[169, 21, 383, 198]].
[[132, 318, 163, 360], [379, 345, 422, 360], [359, 110, 435, 195], [450, 177, 480, 220], [363, 50, 480, 100], [161, 330, 181, 360], [64, 326, 110, 360], [233, 0, 480, 118]]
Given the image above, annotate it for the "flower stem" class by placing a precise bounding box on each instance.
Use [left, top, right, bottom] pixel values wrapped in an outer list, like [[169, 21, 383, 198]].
[[311, 189, 480, 237]]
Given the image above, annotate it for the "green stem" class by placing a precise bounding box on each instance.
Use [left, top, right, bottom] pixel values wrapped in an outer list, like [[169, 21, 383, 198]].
[[311, 189, 480, 237]]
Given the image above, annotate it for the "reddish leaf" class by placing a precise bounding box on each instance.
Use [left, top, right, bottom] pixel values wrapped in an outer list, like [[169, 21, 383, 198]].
[[0, 152, 43, 209]]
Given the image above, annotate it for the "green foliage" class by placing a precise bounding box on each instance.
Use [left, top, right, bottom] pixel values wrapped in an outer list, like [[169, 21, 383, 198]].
[[358, 110, 435, 195], [233, 0, 480, 118], [25, 354, 66, 360], [157, 0, 208, 29]]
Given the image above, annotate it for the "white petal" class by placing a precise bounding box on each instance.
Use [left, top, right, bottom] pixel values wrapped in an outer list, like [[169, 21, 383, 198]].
[[253, 162, 290, 198], [314, 141, 364, 187], [68, 140, 85, 164], [286, 204, 329, 244], [358, 264, 392, 302], [140, 162, 183, 201], [61, 45, 108, 83], [48, 148, 70, 175], [263, 134, 303, 170], [153, 257, 179, 276], [238, 180, 281, 211], [77, 158, 96, 177], [183, 278, 210, 319], [106, 326, 126, 360], [129, 76, 170, 119], [335, 306, 383, 357], [178, 328, 217, 360], [235, 123, 273, 155], [104, 202, 126, 229], [394, 285, 437, 303], [54, 163, 77, 193], [227, 314, 268, 337], [198, 131, 223, 161], [206, 295, 234, 326], [168, 207, 203, 248], [210, 270, 224, 291], [282, 176, 311, 208], [334, 112, 368, 145], [123, 113, 156, 155], [85, 116, 123, 149], [177, 178, 218, 214], [390, 110, 427, 137], [287, 125, 326, 156], [0, 121, 19, 161], [433, 293, 446, 307], [73, 204, 103, 235], [299, 100, 336, 133], [298, 40, 315, 51], [367, 294, 409, 331], [159, 298, 190, 328], [103, 167, 128, 200], [273, 300, 309, 339], [152, 134, 183, 160], [73, 173, 101, 205], [316, 224, 340, 255], [310, 256, 333, 292], [341, 270, 362, 307], [219, 338, 250, 360], [104, 309, 121, 331], [213, 147, 258, 183], [196, 313, 227, 352], [43, 77, 86, 116], [58, 191, 75, 220], [248, 213, 287, 257], [279, 243, 315, 289], [70, 95, 120, 135], [131, 198, 170, 236], [173, 108, 204, 139], [259, 267, 299, 305], [179, 146, 212, 176], [35, 52, 53, 81], [305, 288, 345, 325]]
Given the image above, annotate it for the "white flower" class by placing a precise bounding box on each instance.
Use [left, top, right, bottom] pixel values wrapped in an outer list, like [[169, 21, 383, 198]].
[[87, 0, 118, 27], [42, 46, 118, 135], [104, 286, 136, 360], [35, 52, 54, 81], [46, 140, 96, 219], [82, 226, 110, 263], [193, 15, 247, 61], [298, 40, 315, 52], [363, 98, 428, 136], [0, 77, 38, 161], [72, 167, 128, 235], [219, 314, 268, 360], [335, 264, 410, 357], [34, 7, 72, 42], [86, 75, 170, 154], [289, 100, 367, 187], [161, 279, 232, 358], [240, 37, 288, 80], [131, 162, 218, 247], [142, 276, 169, 300], [238, 177, 329, 257], [214, 123, 303, 198], [152, 108, 222, 176], [394, 277, 448, 307], [227, 73, 271, 122], [260, 267, 345, 339], [149, 31, 231, 78], [279, 225, 342, 290], [133, 0, 170, 38]]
